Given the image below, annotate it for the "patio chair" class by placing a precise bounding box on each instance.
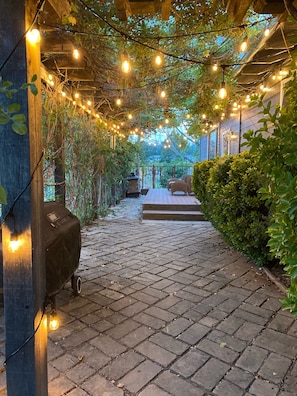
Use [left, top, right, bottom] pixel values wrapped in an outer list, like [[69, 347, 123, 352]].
[[169, 174, 193, 195]]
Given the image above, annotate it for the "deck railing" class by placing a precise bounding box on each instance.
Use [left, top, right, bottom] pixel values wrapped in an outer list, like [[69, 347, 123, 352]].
[[139, 165, 193, 189]]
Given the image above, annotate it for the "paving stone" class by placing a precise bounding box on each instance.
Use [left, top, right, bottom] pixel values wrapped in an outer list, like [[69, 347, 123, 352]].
[[90, 334, 127, 357], [191, 357, 230, 390], [171, 348, 209, 377], [144, 306, 177, 322], [121, 325, 154, 348], [249, 378, 279, 396], [207, 329, 247, 352], [254, 328, 297, 358], [149, 332, 189, 355], [162, 317, 192, 336], [67, 388, 89, 396], [134, 312, 166, 329], [82, 374, 123, 395], [136, 340, 177, 366], [138, 384, 171, 396], [70, 344, 111, 370], [156, 295, 181, 309], [100, 350, 145, 380], [258, 352, 292, 384], [48, 376, 76, 396], [235, 322, 264, 341], [106, 319, 140, 339], [233, 308, 270, 326], [169, 300, 196, 314], [119, 360, 162, 393], [178, 323, 209, 344], [65, 362, 96, 384], [51, 353, 80, 371], [224, 367, 254, 390], [196, 338, 239, 364], [130, 291, 159, 305], [154, 370, 204, 396], [235, 345, 269, 373], [213, 379, 245, 396], [119, 301, 149, 317]]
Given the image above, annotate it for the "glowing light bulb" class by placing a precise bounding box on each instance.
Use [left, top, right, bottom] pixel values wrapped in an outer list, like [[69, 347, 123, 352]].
[[121, 52, 131, 74], [49, 313, 60, 331], [240, 36, 248, 52], [73, 49, 80, 59], [218, 82, 227, 99], [160, 90, 166, 98], [27, 29, 41, 44], [155, 52, 163, 66]]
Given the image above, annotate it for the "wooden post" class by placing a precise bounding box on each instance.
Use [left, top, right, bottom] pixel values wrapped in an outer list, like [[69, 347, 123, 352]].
[[0, 1, 47, 395]]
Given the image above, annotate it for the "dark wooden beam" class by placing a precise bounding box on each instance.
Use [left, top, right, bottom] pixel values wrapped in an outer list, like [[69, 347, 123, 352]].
[[0, 0, 47, 394]]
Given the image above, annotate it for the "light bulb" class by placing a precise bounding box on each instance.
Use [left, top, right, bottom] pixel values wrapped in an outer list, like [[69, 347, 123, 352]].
[[155, 52, 163, 66], [27, 29, 41, 44], [121, 52, 131, 74], [116, 98, 122, 106], [49, 312, 60, 331], [160, 90, 166, 98], [212, 63, 218, 72], [240, 36, 248, 52], [218, 82, 227, 99], [73, 49, 80, 59]]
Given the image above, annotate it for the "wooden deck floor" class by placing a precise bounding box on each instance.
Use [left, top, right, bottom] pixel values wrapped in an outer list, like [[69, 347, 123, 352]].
[[142, 188, 205, 221]]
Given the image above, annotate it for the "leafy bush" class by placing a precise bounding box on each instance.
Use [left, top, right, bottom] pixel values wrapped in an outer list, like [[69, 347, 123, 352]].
[[243, 70, 297, 317], [193, 152, 271, 264]]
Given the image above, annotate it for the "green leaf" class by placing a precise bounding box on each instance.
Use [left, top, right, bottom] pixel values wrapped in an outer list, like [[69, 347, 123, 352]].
[[7, 103, 21, 114], [31, 74, 37, 82], [0, 113, 10, 124], [29, 84, 38, 96], [0, 185, 7, 204], [12, 113, 26, 123], [12, 122, 27, 135]]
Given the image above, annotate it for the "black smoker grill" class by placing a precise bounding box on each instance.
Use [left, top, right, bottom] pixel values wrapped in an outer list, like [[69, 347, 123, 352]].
[[44, 202, 82, 305]]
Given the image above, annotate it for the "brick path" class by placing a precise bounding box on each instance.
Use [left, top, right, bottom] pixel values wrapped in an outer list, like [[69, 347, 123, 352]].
[[2, 196, 297, 395]]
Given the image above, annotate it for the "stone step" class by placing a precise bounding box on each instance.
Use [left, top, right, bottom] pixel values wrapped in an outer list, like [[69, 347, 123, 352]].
[[142, 210, 206, 221]]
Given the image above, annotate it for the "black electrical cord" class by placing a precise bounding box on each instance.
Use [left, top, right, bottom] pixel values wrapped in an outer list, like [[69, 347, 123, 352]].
[[1, 298, 47, 371]]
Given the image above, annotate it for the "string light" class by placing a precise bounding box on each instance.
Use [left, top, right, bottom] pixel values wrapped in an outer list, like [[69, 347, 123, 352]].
[[27, 28, 41, 44], [121, 51, 131, 74], [154, 52, 164, 66], [240, 36, 248, 52], [73, 48, 80, 59]]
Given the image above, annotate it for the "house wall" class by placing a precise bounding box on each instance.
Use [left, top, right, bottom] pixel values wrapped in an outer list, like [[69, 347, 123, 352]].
[[199, 79, 285, 161]]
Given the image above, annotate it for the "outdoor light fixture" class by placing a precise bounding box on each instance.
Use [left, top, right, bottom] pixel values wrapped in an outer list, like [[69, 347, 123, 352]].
[[240, 36, 248, 52], [9, 231, 22, 253], [27, 28, 41, 44], [218, 66, 227, 100], [212, 62, 218, 72], [121, 51, 131, 74], [73, 48, 80, 59], [160, 90, 166, 98], [116, 98, 122, 106], [154, 52, 164, 66], [49, 310, 60, 331]]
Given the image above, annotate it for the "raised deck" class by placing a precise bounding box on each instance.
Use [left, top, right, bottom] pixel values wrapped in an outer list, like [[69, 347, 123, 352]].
[[142, 188, 206, 221]]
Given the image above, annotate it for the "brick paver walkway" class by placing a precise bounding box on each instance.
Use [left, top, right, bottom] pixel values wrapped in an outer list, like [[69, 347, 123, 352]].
[[2, 196, 297, 395]]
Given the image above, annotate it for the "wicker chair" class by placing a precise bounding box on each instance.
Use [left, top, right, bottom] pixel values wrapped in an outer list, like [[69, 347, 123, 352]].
[[169, 174, 192, 195]]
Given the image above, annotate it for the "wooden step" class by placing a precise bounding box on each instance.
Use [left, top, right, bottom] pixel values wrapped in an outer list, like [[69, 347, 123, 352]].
[[142, 203, 200, 212], [142, 210, 206, 221]]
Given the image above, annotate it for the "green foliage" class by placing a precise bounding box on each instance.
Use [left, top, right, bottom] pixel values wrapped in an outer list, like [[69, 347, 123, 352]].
[[243, 70, 297, 317], [42, 87, 140, 225], [193, 152, 271, 264]]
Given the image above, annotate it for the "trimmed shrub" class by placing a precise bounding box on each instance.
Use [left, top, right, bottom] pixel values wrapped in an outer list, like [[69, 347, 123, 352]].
[[193, 152, 271, 264]]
